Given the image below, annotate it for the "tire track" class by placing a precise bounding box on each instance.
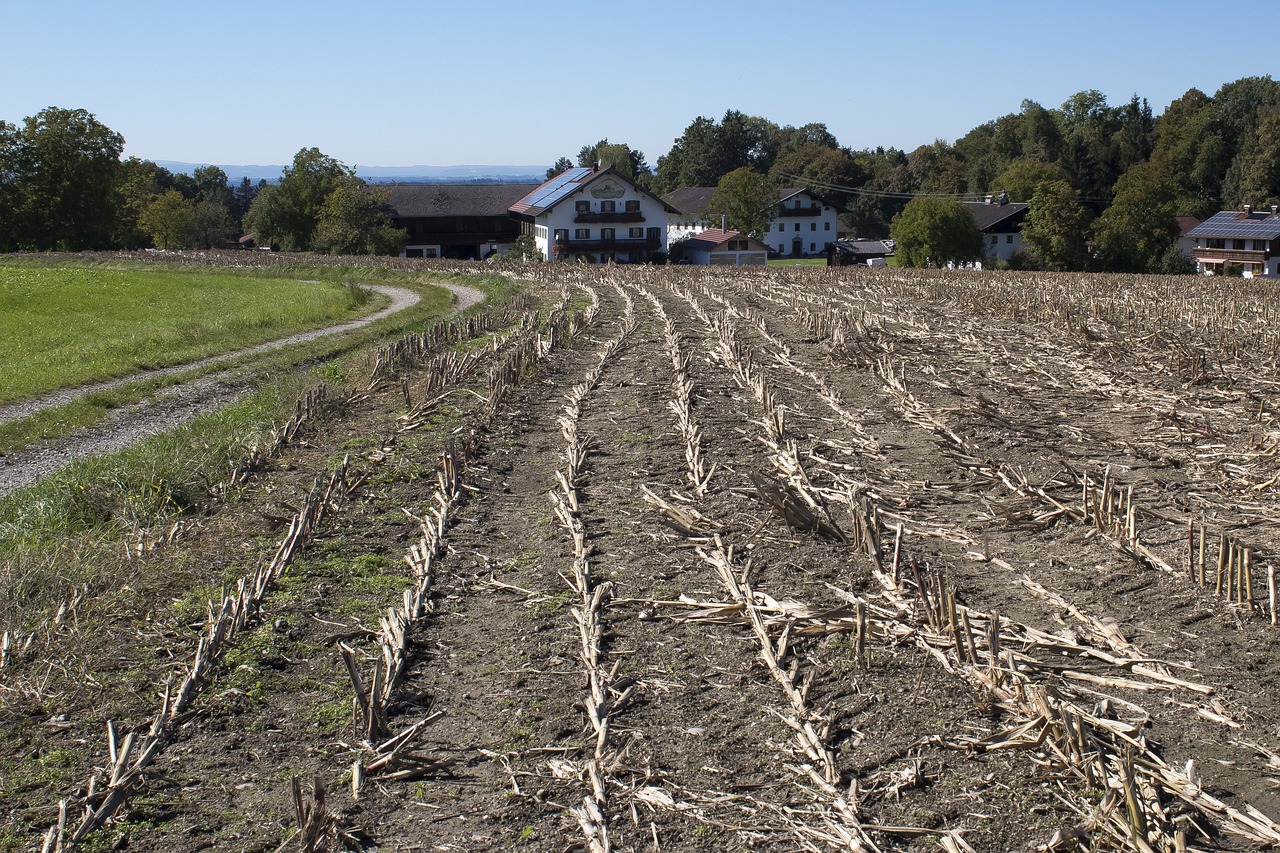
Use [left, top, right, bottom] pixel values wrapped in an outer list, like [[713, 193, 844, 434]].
[[0, 282, 482, 496]]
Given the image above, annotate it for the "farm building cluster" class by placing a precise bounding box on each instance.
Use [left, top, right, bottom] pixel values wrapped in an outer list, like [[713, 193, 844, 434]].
[[383, 162, 1261, 274], [384, 164, 879, 266]]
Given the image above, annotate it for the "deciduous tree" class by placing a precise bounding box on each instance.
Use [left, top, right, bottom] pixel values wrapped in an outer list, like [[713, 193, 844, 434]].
[[1235, 104, 1280, 207], [844, 147, 911, 239], [707, 167, 778, 238], [190, 200, 234, 250], [1021, 180, 1093, 270], [138, 190, 195, 250], [114, 157, 177, 248], [313, 180, 405, 255], [244, 148, 352, 250], [0, 120, 19, 251], [8, 107, 124, 250], [1093, 161, 1180, 272], [654, 110, 778, 193], [577, 139, 649, 182], [889, 197, 982, 267], [992, 158, 1067, 201]]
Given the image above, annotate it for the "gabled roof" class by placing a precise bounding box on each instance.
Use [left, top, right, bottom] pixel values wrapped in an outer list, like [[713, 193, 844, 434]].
[[684, 228, 769, 252], [662, 187, 716, 217], [777, 187, 824, 205], [1188, 210, 1280, 240], [665, 185, 834, 219], [511, 165, 677, 216], [1176, 216, 1202, 237], [962, 200, 1030, 232], [510, 167, 594, 215], [386, 183, 540, 218], [832, 239, 892, 256]]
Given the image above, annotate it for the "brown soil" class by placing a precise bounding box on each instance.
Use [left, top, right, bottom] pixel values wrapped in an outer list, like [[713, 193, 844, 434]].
[[6, 265, 1280, 852]]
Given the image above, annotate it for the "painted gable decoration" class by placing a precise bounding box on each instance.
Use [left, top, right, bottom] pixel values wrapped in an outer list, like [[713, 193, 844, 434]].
[[590, 181, 626, 199]]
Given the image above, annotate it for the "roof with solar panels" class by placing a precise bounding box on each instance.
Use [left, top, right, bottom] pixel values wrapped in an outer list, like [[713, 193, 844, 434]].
[[1188, 207, 1280, 240], [509, 164, 678, 217]]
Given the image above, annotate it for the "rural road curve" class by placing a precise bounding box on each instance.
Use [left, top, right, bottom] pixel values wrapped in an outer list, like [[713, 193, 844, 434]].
[[0, 281, 484, 496]]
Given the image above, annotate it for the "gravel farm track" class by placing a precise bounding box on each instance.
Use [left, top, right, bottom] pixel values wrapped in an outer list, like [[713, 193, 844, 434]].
[[0, 277, 484, 497], [9, 260, 1280, 852]]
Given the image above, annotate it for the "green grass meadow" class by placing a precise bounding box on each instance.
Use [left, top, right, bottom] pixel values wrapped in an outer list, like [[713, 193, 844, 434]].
[[0, 258, 512, 635], [0, 263, 379, 404]]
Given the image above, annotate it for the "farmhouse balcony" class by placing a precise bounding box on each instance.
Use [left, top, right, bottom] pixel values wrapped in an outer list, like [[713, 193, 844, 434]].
[[553, 237, 661, 254], [775, 204, 822, 217], [1192, 247, 1268, 264], [574, 211, 645, 224]]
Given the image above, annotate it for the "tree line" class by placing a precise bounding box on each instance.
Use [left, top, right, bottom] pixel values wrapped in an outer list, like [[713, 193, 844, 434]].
[[549, 78, 1280, 273], [0, 107, 403, 254], [0, 107, 259, 252], [5, 77, 1280, 270]]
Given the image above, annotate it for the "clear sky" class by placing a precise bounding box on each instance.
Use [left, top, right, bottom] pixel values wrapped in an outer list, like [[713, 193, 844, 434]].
[[3, 0, 1274, 170]]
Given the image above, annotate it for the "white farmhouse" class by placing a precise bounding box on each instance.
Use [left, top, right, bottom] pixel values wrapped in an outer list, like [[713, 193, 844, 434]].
[[766, 189, 840, 258], [962, 197, 1030, 265], [663, 186, 841, 258], [1187, 205, 1280, 276], [509, 165, 676, 263]]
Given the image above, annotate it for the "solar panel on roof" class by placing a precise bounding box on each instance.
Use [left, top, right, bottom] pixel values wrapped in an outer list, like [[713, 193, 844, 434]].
[[1189, 212, 1280, 239], [515, 167, 592, 212]]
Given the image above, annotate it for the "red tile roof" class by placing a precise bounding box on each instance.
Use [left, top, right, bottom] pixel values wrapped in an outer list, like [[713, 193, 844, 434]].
[[684, 228, 769, 252]]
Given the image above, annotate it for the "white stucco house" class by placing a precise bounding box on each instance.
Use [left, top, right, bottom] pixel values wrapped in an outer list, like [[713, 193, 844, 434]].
[[766, 188, 841, 257], [1187, 205, 1280, 277], [962, 197, 1030, 265], [662, 186, 840, 258], [509, 165, 677, 263]]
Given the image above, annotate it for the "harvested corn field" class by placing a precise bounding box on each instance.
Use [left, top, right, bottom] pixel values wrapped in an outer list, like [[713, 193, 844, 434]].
[[9, 263, 1280, 852]]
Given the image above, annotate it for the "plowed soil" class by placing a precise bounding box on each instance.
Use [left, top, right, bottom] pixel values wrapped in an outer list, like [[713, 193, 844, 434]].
[[7, 264, 1280, 853]]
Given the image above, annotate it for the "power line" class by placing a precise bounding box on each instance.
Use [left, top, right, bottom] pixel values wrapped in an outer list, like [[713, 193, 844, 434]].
[[776, 172, 1122, 206], [775, 172, 992, 201]]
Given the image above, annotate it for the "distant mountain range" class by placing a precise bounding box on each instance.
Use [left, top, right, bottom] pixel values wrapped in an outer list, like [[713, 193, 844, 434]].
[[155, 161, 551, 185]]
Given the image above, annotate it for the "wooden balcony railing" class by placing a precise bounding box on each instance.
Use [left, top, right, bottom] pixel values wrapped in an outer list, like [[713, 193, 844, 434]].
[[573, 211, 645, 224], [775, 204, 822, 217], [1193, 247, 1268, 264], [553, 237, 661, 254]]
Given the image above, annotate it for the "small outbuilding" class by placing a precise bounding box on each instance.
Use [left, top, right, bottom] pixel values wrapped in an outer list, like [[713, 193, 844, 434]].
[[681, 228, 770, 266], [827, 239, 893, 267]]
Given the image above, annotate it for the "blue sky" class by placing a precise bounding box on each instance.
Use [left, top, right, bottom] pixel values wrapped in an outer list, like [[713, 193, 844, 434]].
[[4, 0, 1274, 169]]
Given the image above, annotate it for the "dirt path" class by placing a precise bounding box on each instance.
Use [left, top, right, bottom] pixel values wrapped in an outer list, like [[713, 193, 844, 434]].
[[0, 281, 482, 496]]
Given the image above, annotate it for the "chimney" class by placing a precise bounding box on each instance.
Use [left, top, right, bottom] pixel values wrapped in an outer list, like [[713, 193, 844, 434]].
[[1272, 204, 1278, 218], [721, 214, 727, 232], [1244, 203, 1253, 216]]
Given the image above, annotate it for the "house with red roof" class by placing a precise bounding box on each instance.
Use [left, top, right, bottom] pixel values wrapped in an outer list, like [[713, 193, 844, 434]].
[[680, 228, 770, 266]]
